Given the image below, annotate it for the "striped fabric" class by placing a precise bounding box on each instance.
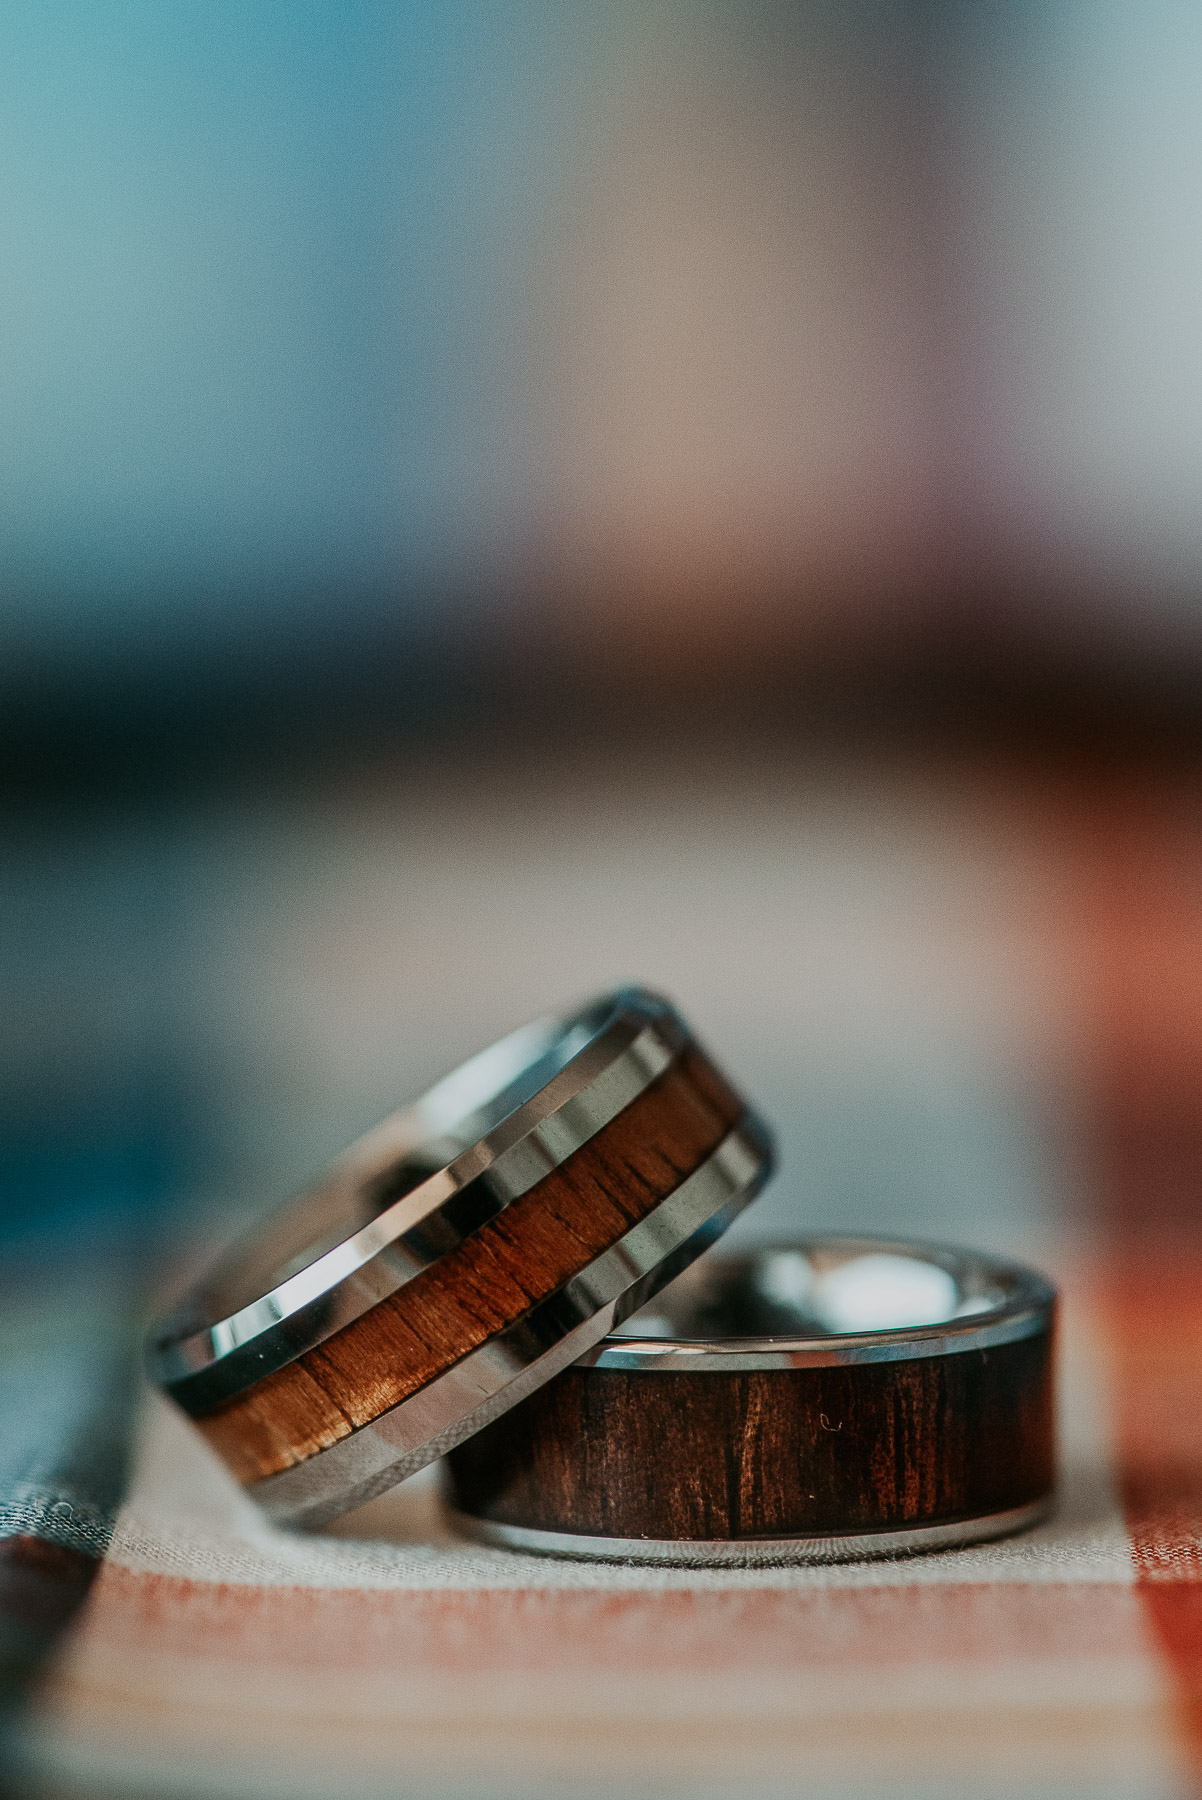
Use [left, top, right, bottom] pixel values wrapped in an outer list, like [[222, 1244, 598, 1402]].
[[6, 764, 1202, 1798]]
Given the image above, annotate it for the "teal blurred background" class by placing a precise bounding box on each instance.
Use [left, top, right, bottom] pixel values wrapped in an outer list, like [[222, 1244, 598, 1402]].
[[4, 0, 1201, 1266], [7, 0, 1202, 732]]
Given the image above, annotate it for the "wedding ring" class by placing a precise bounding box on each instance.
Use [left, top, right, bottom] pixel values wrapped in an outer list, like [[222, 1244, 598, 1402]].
[[447, 1238, 1057, 1563], [147, 988, 774, 1528]]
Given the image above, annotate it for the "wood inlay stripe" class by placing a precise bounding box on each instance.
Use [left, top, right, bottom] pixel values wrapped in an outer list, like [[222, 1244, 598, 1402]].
[[446, 1334, 1055, 1540], [197, 1048, 741, 1484]]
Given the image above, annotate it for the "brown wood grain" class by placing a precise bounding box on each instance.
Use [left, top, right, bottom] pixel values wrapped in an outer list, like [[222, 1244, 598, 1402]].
[[446, 1331, 1055, 1540], [197, 1048, 742, 1484]]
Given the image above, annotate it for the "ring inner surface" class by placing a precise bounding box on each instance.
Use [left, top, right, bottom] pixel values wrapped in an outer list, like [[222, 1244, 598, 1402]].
[[612, 1242, 1020, 1347]]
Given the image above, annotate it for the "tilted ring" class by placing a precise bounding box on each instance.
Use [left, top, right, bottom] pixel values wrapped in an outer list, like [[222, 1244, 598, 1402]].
[[446, 1237, 1057, 1563], [147, 987, 775, 1528]]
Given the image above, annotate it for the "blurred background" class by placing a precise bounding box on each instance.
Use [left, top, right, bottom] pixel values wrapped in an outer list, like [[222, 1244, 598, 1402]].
[[4, 0, 1202, 1281]]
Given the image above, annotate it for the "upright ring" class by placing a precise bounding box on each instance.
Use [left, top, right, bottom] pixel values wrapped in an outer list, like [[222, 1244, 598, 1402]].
[[447, 1238, 1057, 1563], [147, 987, 774, 1528]]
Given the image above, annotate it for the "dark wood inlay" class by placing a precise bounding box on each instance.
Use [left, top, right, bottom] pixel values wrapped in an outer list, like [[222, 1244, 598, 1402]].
[[446, 1330, 1055, 1540], [197, 1048, 741, 1484]]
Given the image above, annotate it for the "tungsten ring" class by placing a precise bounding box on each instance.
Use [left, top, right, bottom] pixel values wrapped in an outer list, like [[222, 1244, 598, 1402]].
[[147, 987, 775, 1528], [446, 1238, 1057, 1563]]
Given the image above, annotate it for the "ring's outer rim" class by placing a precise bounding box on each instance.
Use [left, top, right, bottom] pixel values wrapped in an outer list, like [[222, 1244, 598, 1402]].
[[447, 1497, 1055, 1566], [581, 1238, 1056, 1371], [148, 986, 689, 1407]]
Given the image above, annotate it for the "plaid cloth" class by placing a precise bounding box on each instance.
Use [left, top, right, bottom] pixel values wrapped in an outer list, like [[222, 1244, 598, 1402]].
[[0, 1265, 140, 1798], [5, 764, 1202, 1799], [1, 1259, 1173, 1800]]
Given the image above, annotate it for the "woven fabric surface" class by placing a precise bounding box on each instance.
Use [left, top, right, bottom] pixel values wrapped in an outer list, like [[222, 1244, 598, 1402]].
[[6, 762, 1202, 1798]]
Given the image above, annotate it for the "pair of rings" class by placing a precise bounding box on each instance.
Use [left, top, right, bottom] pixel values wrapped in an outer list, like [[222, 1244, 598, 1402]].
[[149, 988, 1056, 1563]]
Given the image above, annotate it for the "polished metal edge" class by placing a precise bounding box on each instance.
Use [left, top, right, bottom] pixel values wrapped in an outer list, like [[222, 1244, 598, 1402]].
[[582, 1237, 1056, 1371], [582, 1305, 1053, 1371], [153, 990, 691, 1410], [449, 1496, 1054, 1566], [248, 1115, 774, 1530]]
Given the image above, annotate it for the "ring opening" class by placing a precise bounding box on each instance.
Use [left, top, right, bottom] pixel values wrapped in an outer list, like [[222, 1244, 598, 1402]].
[[611, 1241, 1022, 1344]]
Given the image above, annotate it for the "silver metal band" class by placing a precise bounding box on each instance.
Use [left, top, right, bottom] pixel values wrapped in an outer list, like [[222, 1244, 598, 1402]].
[[450, 1497, 1055, 1566], [248, 1118, 773, 1529], [149, 988, 694, 1413], [581, 1238, 1056, 1372]]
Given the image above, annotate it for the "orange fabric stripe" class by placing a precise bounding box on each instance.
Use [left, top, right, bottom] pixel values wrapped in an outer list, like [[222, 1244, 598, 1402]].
[[1074, 770, 1202, 1771], [77, 1561, 1141, 1676]]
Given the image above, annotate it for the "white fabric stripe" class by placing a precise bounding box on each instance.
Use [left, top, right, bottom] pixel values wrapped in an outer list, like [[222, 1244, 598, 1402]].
[[107, 1266, 1136, 1592]]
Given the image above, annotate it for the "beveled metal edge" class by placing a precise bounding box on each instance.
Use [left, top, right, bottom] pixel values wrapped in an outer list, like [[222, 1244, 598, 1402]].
[[247, 1115, 774, 1530], [447, 1496, 1055, 1565], [582, 1240, 1056, 1371], [150, 987, 691, 1409]]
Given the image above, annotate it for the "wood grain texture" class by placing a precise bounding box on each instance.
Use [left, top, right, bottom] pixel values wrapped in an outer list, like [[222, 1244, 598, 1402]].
[[197, 1048, 741, 1484], [446, 1332, 1055, 1540]]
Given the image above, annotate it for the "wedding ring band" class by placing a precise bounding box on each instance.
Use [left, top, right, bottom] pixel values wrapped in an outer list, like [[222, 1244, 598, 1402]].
[[148, 988, 774, 1528], [447, 1238, 1057, 1563]]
